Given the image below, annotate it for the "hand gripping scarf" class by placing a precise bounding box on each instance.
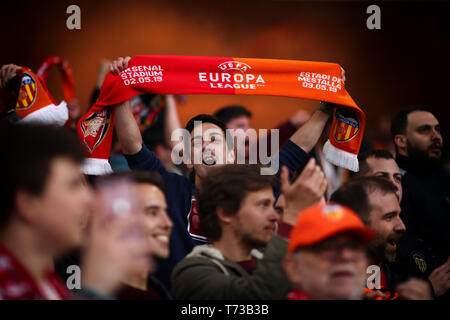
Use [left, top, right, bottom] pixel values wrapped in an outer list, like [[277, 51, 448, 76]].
[[77, 55, 365, 175]]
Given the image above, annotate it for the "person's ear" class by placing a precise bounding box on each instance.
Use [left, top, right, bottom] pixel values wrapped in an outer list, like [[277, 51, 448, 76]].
[[283, 254, 302, 288], [394, 134, 407, 150], [216, 207, 233, 224], [14, 188, 41, 224]]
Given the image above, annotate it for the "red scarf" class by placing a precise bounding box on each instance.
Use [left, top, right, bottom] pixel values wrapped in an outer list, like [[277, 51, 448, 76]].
[[0, 244, 70, 300], [77, 55, 365, 175], [37, 56, 76, 127], [287, 289, 312, 300], [37, 56, 75, 104]]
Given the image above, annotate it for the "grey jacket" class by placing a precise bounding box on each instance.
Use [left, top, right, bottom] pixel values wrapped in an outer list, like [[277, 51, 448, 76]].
[[170, 235, 292, 300]]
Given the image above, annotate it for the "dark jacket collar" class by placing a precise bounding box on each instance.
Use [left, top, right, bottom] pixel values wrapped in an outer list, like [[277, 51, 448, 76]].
[[396, 153, 439, 177]]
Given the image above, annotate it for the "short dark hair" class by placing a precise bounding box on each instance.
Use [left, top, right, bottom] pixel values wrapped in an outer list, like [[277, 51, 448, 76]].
[[196, 164, 277, 242], [0, 123, 85, 229], [185, 114, 227, 136], [142, 127, 167, 151], [213, 106, 252, 125], [94, 170, 166, 194], [330, 177, 398, 224], [390, 105, 434, 141], [356, 149, 395, 178]]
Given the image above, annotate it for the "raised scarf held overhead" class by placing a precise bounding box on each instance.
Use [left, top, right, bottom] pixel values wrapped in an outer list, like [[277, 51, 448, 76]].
[[12, 66, 69, 126], [77, 55, 365, 175], [37, 56, 76, 104]]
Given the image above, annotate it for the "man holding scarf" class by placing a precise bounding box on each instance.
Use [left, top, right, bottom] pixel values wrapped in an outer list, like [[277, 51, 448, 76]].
[[107, 56, 338, 288]]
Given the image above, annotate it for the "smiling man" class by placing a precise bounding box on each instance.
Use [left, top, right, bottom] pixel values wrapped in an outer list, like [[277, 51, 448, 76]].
[[97, 171, 174, 300], [391, 105, 450, 299]]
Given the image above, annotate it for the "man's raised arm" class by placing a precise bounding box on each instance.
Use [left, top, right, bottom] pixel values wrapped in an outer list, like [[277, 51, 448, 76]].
[[288, 102, 334, 153], [109, 56, 142, 155], [114, 100, 142, 155]]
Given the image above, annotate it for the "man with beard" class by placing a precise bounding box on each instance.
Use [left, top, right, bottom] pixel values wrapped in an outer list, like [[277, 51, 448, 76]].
[[391, 106, 450, 299], [330, 177, 433, 300]]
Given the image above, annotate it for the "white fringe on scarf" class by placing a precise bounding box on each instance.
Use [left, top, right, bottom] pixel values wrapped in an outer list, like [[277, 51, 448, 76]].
[[81, 158, 113, 176], [323, 140, 359, 172], [20, 101, 69, 127]]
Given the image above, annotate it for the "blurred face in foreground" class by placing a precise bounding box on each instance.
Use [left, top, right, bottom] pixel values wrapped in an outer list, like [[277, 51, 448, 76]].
[[284, 233, 368, 300], [30, 157, 91, 254]]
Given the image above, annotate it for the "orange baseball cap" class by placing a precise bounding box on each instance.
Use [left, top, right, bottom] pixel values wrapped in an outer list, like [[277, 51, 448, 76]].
[[288, 202, 374, 253]]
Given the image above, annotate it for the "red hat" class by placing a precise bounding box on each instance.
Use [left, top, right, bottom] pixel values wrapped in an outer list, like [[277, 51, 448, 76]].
[[288, 202, 374, 253]]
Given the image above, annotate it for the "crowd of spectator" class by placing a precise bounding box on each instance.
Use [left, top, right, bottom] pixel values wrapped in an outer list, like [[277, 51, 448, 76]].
[[0, 56, 448, 301]]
